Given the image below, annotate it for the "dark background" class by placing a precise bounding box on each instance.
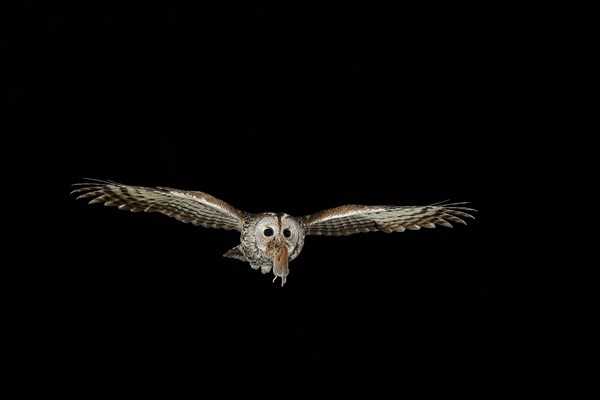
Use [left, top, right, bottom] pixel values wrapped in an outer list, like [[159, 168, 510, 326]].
[[12, 1, 596, 398]]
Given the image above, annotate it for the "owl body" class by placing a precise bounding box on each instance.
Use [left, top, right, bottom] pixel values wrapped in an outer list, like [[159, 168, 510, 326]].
[[72, 179, 476, 286]]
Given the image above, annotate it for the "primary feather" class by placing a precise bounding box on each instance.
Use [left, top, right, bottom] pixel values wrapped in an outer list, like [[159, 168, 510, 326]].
[[71, 179, 244, 231], [302, 202, 476, 236]]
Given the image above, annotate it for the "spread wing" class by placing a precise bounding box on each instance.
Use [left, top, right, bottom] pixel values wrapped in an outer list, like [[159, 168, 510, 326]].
[[301, 201, 476, 236], [71, 178, 246, 231]]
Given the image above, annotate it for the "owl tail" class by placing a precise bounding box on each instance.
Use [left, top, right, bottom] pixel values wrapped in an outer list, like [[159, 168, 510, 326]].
[[223, 245, 247, 262]]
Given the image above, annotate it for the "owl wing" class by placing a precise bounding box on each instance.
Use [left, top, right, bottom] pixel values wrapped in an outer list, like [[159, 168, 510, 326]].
[[71, 179, 245, 231], [301, 201, 476, 236]]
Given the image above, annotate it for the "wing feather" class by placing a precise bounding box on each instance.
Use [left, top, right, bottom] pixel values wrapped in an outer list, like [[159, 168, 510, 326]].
[[302, 202, 476, 236], [71, 178, 245, 231]]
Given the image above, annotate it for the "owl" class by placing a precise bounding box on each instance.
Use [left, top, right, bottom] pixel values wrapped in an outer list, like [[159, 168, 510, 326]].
[[72, 179, 476, 286]]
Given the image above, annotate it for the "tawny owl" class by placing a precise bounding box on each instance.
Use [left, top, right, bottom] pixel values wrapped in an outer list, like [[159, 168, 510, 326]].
[[72, 179, 476, 286]]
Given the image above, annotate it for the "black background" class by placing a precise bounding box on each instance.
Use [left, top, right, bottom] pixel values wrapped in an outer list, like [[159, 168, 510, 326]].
[[12, 1, 596, 398]]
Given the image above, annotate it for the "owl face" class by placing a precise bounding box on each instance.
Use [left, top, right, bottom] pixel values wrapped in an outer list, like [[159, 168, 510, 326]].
[[252, 213, 305, 285]]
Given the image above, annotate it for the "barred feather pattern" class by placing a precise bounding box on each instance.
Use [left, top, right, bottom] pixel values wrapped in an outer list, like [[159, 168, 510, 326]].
[[71, 179, 244, 231], [302, 203, 476, 236]]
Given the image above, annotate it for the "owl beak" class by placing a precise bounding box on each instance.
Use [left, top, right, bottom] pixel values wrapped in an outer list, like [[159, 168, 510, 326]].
[[266, 239, 289, 287]]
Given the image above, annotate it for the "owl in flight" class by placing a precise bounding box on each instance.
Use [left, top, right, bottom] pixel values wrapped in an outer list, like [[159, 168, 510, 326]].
[[72, 179, 476, 286]]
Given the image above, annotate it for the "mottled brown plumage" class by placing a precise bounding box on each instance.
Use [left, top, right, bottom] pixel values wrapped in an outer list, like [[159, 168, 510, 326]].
[[72, 178, 476, 286]]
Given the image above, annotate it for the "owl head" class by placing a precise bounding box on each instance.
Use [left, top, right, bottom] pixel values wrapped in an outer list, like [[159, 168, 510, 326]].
[[243, 213, 306, 285]]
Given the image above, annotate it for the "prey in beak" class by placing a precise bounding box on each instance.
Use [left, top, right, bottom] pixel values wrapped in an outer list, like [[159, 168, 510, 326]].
[[266, 239, 289, 286]]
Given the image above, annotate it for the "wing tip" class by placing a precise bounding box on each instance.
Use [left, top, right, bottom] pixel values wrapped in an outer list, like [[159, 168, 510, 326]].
[[70, 178, 117, 195]]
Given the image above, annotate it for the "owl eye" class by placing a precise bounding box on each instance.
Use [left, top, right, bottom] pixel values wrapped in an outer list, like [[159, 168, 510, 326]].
[[264, 228, 274, 237], [283, 229, 291, 238]]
